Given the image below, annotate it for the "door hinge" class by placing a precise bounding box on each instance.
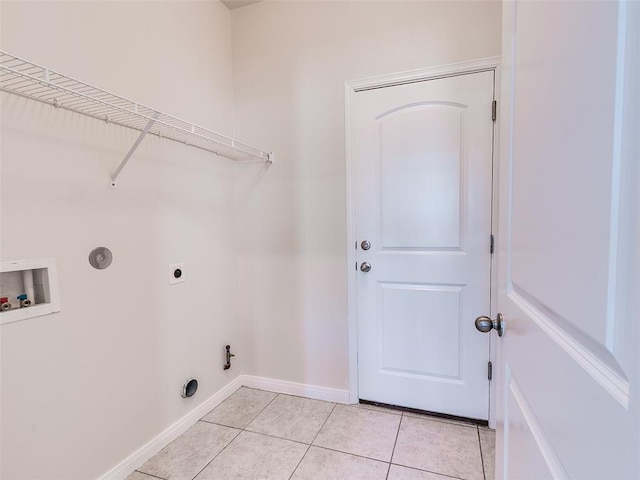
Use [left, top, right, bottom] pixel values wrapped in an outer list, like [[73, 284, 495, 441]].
[[488, 361, 493, 381], [491, 100, 497, 122], [490, 234, 494, 254]]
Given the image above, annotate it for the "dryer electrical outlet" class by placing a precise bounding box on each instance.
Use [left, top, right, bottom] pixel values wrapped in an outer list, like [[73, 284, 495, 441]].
[[168, 263, 186, 285]]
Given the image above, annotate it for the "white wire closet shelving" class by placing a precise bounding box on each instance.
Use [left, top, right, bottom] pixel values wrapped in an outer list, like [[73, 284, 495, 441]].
[[0, 50, 273, 186]]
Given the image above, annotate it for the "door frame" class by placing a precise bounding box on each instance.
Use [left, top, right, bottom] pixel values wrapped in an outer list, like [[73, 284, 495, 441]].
[[345, 57, 502, 426]]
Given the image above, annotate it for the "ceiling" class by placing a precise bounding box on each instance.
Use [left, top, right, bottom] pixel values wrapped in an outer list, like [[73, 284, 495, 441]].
[[221, 0, 262, 9]]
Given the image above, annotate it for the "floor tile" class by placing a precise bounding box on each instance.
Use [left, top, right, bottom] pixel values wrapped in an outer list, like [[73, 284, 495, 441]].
[[126, 472, 159, 480], [387, 464, 457, 480], [479, 428, 496, 480], [354, 402, 402, 415], [392, 416, 484, 480], [313, 404, 401, 462], [290, 446, 388, 480], [138, 421, 239, 480], [246, 394, 335, 443], [403, 411, 479, 429], [201, 387, 277, 429], [195, 431, 308, 480]]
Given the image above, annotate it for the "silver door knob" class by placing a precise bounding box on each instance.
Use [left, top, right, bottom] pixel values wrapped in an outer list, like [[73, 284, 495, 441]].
[[360, 240, 371, 251], [360, 262, 371, 273], [475, 313, 504, 337]]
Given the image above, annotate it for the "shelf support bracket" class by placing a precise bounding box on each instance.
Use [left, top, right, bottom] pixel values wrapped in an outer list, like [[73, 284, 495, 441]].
[[110, 112, 159, 187]]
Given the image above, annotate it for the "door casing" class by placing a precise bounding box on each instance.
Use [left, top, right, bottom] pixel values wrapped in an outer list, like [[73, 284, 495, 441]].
[[345, 57, 501, 427]]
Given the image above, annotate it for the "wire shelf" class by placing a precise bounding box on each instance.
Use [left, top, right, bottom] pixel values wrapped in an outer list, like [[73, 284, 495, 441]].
[[0, 50, 272, 184]]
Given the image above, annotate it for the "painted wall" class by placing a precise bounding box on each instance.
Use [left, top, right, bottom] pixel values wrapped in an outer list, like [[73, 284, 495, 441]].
[[231, 1, 502, 390], [0, 2, 242, 479], [0, 1, 503, 477]]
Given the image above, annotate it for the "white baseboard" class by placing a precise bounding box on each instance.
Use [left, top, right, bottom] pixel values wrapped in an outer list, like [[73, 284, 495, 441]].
[[241, 375, 350, 404], [98, 375, 244, 480], [97, 374, 350, 480]]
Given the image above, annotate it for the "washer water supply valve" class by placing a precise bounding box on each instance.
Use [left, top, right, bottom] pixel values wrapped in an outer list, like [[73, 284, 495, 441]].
[[0, 297, 11, 311], [17, 294, 32, 308], [223, 345, 235, 370]]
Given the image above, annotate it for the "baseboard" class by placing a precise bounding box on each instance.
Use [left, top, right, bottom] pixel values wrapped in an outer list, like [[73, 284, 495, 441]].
[[97, 374, 350, 480], [97, 375, 244, 480], [241, 375, 350, 404]]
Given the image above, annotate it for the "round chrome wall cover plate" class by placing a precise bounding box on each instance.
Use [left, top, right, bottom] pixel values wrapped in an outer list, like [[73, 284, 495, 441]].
[[181, 379, 198, 398], [89, 247, 113, 270]]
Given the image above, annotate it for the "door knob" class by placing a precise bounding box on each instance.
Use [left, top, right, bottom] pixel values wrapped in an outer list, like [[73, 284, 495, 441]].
[[360, 240, 371, 250], [360, 262, 371, 273], [475, 313, 504, 337]]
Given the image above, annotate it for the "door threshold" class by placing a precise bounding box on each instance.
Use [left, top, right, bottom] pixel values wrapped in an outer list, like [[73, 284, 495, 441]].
[[359, 399, 489, 427]]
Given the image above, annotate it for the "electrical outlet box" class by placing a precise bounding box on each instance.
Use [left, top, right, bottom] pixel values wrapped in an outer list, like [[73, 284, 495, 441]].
[[168, 262, 186, 285], [0, 258, 61, 325]]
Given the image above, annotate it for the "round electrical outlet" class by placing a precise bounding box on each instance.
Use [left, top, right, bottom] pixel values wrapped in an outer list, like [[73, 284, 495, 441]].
[[169, 263, 186, 284]]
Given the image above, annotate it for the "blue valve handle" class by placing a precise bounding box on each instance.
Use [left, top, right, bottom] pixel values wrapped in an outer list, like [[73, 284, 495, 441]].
[[17, 294, 28, 300]]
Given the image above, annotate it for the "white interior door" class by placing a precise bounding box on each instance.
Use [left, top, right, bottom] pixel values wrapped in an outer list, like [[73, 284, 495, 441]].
[[353, 71, 495, 420], [496, 1, 640, 478]]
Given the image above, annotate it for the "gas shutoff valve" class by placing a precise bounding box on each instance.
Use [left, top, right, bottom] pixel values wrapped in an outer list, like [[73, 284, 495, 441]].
[[223, 345, 235, 370]]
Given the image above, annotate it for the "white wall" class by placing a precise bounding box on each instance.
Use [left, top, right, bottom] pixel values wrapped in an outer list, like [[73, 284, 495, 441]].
[[232, 1, 502, 390], [0, 2, 242, 479]]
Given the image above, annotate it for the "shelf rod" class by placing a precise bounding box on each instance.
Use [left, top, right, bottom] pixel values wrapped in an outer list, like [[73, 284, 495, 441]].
[[0, 50, 273, 167], [110, 112, 159, 188]]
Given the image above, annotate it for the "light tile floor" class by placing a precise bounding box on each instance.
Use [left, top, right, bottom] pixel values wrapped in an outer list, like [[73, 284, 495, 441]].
[[129, 387, 495, 480]]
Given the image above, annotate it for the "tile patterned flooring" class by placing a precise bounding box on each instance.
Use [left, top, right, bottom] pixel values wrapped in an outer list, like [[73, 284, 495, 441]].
[[128, 387, 495, 480]]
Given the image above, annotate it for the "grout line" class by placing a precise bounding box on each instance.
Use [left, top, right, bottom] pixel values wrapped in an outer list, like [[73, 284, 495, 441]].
[[187, 385, 274, 480], [478, 426, 487, 480], [143, 389, 320, 480], [311, 444, 390, 465], [385, 414, 403, 480], [199, 389, 340, 480], [287, 403, 338, 480], [287, 444, 312, 480], [353, 404, 403, 416], [199, 389, 281, 434], [241, 429, 313, 447], [270, 391, 339, 404], [133, 471, 166, 480], [402, 412, 479, 429], [358, 401, 487, 428], [242, 391, 281, 429], [188, 428, 242, 480], [389, 463, 466, 480], [161, 387, 480, 480], [201, 387, 280, 429], [201, 394, 333, 448], [310, 403, 338, 445], [199, 418, 237, 427]]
